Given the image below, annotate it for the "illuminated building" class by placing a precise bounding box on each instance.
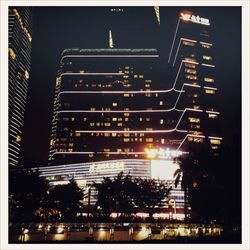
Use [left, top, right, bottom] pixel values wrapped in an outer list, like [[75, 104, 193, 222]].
[[48, 48, 188, 165], [36, 158, 184, 211], [167, 11, 222, 151], [45, 10, 223, 216], [9, 7, 33, 167]]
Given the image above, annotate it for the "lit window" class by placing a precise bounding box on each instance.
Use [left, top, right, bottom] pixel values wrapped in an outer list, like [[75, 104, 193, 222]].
[[188, 117, 200, 123], [204, 77, 215, 83], [112, 103, 117, 107], [117, 123, 122, 126], [124, 138, 130, 142], [183, 41, 196, 46], [112, 118, 117, 121], [146, 138, 153, 142], [90, 107, 96, 111], [16, 135, 21, 142], [184, 57, 197, 62], [124, 118, 129, 121], [124, 133, 130, 137], [205, 89, 216, 94], [9, 48, 16, 60], [159, 101, 163, 106], [134, 75, 138, 78], [104, 133, 110, 137], [194, 138, 203, 143], [208, 113, 218, 119], [124, 113, 129, 117], [185, 68, 197, 74], [186, 74, 197, 80], [201, 44, 212, 49], [90, 123, 95, 126], [79, 70, 85, 73], [203, 55, 212, 60], [185, 63, 196, 69], [210, 139, 221, 145], [112, 133, 117, 137], [161, 138, 165, 144], [124, 93, 130, 97], [63, 117, 70, 121], [75, 132, 81, 137], [104, 123, 111, 127], [139, 75, 144, 78], [146, 117, 150, 121], [191, 124, 201, 129], [160, 119, 164, 124], [146, 128, 153, 131], [193, 105, 201, 110]]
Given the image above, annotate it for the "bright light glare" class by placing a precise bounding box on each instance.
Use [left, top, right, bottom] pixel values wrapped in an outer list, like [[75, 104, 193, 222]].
[[151, 160, 180, 180], [145, 148, 158, 159], [23, 229, 29, 234], [57, 226, 64, 234]]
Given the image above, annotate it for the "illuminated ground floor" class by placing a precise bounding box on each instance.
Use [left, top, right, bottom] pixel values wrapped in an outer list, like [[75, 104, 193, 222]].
[[36, 158, 186, 218], [9, 222, 222, 243]]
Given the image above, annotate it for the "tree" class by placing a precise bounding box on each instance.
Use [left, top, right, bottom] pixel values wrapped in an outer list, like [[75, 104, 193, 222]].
[[94, 172, 137, 217], [49, 179, 83, 220], [174, 152, 205, 221], [9, 168, 49, 222], [94, 172, 171, 218], [133, 177, 171, 218]]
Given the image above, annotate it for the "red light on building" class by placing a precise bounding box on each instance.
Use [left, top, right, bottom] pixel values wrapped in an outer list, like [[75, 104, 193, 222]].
[[180, 12, 192, 22]]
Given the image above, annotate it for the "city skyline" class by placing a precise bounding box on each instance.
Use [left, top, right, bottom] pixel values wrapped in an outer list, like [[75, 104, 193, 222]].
[[3, 4, 247, 246], [19, 7, 241, 167]]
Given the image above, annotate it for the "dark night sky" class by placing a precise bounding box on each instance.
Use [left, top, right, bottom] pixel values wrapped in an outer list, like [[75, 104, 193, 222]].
[[19, 6, 241, 167]]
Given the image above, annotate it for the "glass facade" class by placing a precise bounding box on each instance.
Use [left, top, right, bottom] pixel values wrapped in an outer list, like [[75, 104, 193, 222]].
[[9, 7, 33, 167]]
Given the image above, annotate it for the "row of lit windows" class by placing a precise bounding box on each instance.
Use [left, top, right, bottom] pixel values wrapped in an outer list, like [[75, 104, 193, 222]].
[[12, 9, 32, 42], [182, 40, 212, 49], [205, 89, 216, 94]]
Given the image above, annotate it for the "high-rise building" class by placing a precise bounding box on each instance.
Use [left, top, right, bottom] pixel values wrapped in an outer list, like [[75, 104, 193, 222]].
[[44, 9, 223, 217], [49, 10, 222, 167], [49, 48, 177, 165], [167, 11, 222, 152], [8, 7, 33, 167]]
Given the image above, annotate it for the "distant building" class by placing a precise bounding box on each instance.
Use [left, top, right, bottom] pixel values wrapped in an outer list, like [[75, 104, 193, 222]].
[[9, 7, 33, 167]]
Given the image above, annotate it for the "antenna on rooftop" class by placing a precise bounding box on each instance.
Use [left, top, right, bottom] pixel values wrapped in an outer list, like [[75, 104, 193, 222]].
[[109, 30, 114, 48]]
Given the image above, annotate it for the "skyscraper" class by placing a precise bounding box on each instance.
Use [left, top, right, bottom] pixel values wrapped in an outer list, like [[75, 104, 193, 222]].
[[49, 10, 222, 167], [9, 7, 33, 167], [49, 48, 173, 165], [167, 10, 222, 152]]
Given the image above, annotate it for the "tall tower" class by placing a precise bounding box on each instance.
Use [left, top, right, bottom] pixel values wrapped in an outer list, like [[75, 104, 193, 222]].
[[167, 11, 222, 152], [8, 7, 33, 167]]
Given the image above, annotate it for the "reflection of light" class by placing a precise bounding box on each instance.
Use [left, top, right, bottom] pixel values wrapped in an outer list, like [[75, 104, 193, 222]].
[[38, 224, 42, 229], [110, 212, 121, 218], [153, 213, 169, 219], [141, 226, 147, 233], [145, 148, 158, 159], [99, 228, 104, 231], [136, 212, 149, 218], [23, 229, 29, 234], [57, 226, 64, 234]]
